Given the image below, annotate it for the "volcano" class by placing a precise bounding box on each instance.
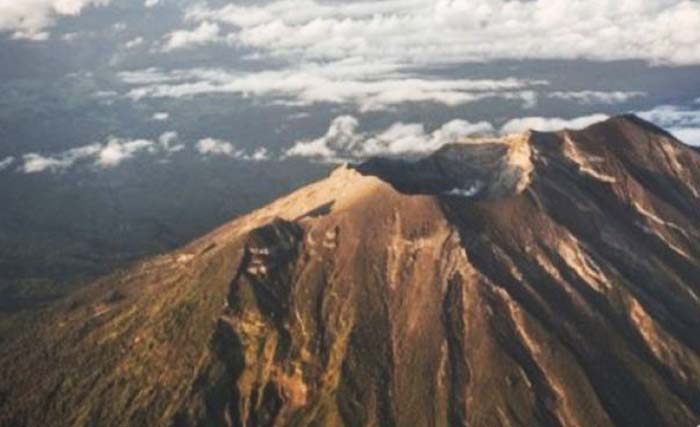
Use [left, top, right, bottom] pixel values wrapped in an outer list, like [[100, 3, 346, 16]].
[[1, 115, 700, 427]]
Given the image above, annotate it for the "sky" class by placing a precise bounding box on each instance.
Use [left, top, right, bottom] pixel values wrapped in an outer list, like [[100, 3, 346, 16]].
[[0, 0, 699, 287], [0, 0, 699, 169]]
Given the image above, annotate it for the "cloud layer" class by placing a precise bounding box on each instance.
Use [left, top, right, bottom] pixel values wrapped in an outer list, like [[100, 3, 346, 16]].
[[0, 131, 273, 175], [196, 138, 241, 157], [162, 22, 222, 52], [0, 0, 110, 40], [15, 132, 183, 174], [3, 107, 697, 175], [286, 116, 495, 161], [185, 0, 700, 65], [285, 113, 623, 162], [500, 114, 611, 134], [0, 128, 279, 175], [639, 105, 700, 146], [119, 62, 543, 111], [0, 156, 14, 171], [548, 91, 646, 104], [196, 138, 269, 161], [108, 1, 685, 113], [285, 106, 700, 163]]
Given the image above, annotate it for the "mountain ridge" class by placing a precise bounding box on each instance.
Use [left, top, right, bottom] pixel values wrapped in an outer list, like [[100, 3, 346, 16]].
[[1, 115, 699, 427]]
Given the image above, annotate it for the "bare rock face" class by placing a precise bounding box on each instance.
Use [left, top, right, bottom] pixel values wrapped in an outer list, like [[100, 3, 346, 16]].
[[434, 133, 534, 197], [354, 133, 534, 200], [1, 115, 700, 427]]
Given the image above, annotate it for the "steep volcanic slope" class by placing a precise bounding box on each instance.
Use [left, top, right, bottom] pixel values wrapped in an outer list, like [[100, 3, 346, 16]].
[[1, 115, 699, 427]]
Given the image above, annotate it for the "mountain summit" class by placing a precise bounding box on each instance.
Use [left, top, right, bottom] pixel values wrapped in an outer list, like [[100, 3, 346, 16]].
[[2, 115, 700, 427]]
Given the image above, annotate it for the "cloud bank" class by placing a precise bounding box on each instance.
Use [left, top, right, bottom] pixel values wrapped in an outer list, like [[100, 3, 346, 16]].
[[162, 22, 222, 52], [286, 106, 700, 164], [0, 0, 110, 40], [5, 106, 696, 175], [119, 63, 543, 111], [0, 156, 15, 171], [125, 37, 144, 49], [196, 138, 241, 157], [185, 0, 700, 65], [639, 105, 700, 146], [196, 138, 270, 161], [549, 91, 646, 104], [286, 116, 495, 161], [500, 114, 611, 134], [285, 113, 621, 162], [116, 1, 680, 112], [3, 131, 271, 175], [17, 131, 183, 174]]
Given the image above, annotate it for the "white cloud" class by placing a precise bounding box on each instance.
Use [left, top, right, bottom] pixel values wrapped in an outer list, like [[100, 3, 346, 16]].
[[435, 119, 497, 143], [61, 32, 79, 41], [144, 0, 159, 7], [500, 114, 610, 134], [638, 105, 700, 128], [12, 131, 272, 173], [669, 128, 700, 146], [119, 63, 545, 111], [125, 2, 697, 113], [125, 36, 144, 49], [518, 91, 539, 110], [152, 112, 169, 121], [17, 131, 183, 174], [247, 147, 270, 161], [118, 68, 174, 85], [362, 119, 495, 157], [158, 131, 185, 153], [21, 143, 102, 173], [638, 105, 700, 146], [0, 156, 15, 171], [184, 0, 700, 65], [21, 154, 70, 173], [286, 115, 494, 161], [286, 108, 699, 164], [195, 138, 241, 157], [158, 131, 176, 144], [288, 112, 311, 120], [161, 21, 221, 52], [94, 90, 118, 98], [549, 91, 646, 104], [0, 0, 111, 39], [96, 138, 153, 168], [195, 137, 269, 160], [112, 22, 126, 33], [286, 116, 359, 160]]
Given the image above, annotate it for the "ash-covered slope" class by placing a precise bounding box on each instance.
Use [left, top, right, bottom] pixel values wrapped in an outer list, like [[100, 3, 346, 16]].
[[2, 115, 700, 427]]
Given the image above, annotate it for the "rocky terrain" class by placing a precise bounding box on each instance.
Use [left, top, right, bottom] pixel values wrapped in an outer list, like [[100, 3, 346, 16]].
[[1, 115, 699, 427]]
